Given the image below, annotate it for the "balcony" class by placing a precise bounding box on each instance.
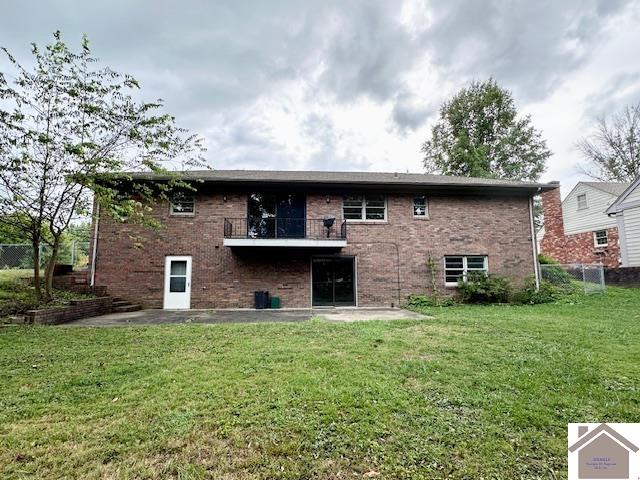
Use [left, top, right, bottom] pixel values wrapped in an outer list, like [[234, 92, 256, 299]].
[[223, 217, 347, 248]]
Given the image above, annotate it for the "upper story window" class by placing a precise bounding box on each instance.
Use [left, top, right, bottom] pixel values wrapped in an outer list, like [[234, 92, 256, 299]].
[[577, 193, 588, 210], [594, 230, 608, 247], [444, 255, 488, 286], [413, 196, 428, 217], [170, 193, 195, 215], [343, 194, 386, 221]]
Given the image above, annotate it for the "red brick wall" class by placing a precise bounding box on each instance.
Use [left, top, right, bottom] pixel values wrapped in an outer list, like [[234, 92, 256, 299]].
[[23, 297, 112, 325], [540, 187, 620, 267], [92, 190, 537, 308]]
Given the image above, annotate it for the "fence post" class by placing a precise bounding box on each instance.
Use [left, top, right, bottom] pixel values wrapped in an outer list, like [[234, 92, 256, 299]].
[[71, 240, 75, 267]]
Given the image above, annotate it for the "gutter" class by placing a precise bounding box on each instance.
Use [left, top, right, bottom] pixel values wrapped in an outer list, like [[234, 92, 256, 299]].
[[529, 188, 541, 290], [90, 202, 100, 287]]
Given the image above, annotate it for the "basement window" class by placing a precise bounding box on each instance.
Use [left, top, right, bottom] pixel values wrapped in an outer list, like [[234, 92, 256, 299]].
[[577, 193, 587, 210], [170, 193, 195, 215], [594, 230, 608, 247], [444, 255, 488, 287]]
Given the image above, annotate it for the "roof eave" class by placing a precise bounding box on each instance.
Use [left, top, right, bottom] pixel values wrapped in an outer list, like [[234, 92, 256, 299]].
[[126, 173, 554, 194]]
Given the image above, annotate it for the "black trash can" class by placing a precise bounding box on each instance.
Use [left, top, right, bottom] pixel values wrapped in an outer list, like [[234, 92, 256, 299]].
[[254, 291, 270, 309]]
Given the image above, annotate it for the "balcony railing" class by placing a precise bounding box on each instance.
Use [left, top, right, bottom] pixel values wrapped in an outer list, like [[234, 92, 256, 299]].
[[224, 217, 347, 241]]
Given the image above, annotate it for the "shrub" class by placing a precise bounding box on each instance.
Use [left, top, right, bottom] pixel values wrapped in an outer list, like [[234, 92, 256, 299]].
[[457, 273, 511, 304], [512, 277, 562, 304], [538, 253, 558, 264], [405, 294, 457, 309]]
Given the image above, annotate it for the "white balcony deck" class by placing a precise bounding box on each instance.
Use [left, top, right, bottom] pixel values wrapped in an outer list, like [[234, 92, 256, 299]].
[[223, 238, 347, 248]]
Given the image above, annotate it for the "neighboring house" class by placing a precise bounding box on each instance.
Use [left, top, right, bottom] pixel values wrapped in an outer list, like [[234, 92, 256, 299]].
[[89, 170, 553, 309], [540, 181, 630, 267], [606, 176, 640, 267]]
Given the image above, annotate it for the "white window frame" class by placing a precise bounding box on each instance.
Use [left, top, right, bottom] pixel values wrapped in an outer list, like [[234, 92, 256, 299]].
[[444, 255, 488, 287], [577, 193, 587, 210], [593, 230, 608, 248], [413, 196, 428, 218], [170, 194, 195, 216], [342, 194, 387, 222]]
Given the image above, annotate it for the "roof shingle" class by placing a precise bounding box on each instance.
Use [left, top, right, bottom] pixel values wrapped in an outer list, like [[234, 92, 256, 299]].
[[128, 169, 554, 190]]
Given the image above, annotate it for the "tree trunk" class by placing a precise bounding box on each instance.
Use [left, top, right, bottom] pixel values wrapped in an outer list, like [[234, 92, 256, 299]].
[[43, 236, 60, 302], [31, 239, 42, 301]]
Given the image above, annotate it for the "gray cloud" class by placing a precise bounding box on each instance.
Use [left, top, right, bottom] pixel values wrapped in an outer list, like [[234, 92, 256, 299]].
[[422, 0, 631, 101], [0, 0, 638, 172], [583, 71, 640, 120]]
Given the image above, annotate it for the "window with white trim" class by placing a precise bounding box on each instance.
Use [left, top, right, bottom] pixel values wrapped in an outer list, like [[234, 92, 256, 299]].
[[413, 196, 428, 217], [444, 255, 488, 286], [593, 230, 608, 247], [170, 193, 195, 215], [343, 194, 386, 221], [577, 193, 587, 210]]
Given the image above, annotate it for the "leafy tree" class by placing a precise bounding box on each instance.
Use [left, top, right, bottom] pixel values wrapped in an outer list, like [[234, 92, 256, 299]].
[[0, 32, 205, 301], [578, 103, 640, 182], [422, 79, 550, 181], [0, 214, 38, 243]]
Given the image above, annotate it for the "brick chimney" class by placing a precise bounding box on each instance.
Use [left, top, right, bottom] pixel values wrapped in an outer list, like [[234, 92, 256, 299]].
[[541, 182, 564, 238]]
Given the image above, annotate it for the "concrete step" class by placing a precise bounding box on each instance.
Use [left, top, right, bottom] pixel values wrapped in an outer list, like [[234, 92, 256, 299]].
[[113, 304, 142, 313]]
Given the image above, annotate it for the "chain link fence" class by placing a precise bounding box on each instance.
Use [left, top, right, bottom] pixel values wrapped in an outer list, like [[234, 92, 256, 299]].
[[0, 242, 90, 271], [540, 263, 605, 294]]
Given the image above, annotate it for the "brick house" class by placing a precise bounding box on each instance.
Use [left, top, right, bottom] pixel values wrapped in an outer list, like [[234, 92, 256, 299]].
[[540, 181, 629, 267], [89, 170, 553, 309]]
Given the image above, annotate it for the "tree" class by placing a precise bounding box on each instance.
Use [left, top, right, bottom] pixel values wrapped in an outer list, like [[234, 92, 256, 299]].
[[578, 103, 640, 182], [422, 79, 550, 182], [0, 32, 205, 301]]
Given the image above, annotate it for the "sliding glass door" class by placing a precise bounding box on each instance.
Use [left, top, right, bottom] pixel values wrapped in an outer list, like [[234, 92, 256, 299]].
[[312, 257, 356, 307]]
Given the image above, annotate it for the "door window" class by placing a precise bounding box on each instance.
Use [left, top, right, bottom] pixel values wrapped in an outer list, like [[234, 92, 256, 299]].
[[169, 260, 188, 292]]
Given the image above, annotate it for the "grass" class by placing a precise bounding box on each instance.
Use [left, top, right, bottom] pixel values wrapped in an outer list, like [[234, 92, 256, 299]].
[[0, 269, 95, 320], [1, 288, 639, 479]]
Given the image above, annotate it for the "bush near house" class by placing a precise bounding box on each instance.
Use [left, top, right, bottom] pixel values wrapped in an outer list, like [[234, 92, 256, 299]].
[[457, 273, 511, 304]]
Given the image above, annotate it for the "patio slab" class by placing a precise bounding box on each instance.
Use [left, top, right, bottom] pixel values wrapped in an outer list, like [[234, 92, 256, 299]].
[[60, 307, 428, 326]]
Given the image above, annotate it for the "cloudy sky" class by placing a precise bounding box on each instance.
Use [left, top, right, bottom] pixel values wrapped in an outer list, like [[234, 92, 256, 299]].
[[2, 0, 640, 194]]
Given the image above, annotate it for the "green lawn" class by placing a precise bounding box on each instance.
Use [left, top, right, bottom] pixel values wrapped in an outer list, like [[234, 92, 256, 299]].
[[1, 289, 639, 479]]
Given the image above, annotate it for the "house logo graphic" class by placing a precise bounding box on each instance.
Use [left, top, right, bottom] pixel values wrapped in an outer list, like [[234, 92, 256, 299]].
[[568, 423, 639, 479]]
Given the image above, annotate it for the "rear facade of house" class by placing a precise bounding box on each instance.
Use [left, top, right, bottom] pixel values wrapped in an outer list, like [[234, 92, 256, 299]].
[[90, 170, 549, 309]]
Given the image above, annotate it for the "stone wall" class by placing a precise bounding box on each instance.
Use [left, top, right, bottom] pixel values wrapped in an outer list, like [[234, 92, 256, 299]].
[[23, 297, 112, 325]]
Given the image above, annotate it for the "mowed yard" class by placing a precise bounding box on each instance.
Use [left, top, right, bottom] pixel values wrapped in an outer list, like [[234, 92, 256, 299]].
[[1, 289, 640, 479]]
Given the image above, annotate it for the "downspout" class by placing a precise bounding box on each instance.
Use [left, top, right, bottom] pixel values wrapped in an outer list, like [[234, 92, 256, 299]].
[[90, 202, 100, 287], [529, 190, 541, 290]]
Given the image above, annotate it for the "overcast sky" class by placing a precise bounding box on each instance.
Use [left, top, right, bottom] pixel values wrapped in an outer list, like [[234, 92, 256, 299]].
[[2, 0, 640, 194]]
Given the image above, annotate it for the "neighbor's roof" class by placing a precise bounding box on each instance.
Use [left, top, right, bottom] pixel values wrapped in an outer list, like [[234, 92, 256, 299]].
[[605, 175, 640, 214], [127, 169, 555, 192], [581, 181, 631, 197]]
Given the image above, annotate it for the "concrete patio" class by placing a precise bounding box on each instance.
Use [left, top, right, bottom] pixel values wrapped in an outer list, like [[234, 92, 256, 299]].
[[60, 307, 428, 326]]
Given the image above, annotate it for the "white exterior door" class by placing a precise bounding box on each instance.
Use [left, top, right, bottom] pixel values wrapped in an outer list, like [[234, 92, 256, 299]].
[[163, 256, 192, 309]]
